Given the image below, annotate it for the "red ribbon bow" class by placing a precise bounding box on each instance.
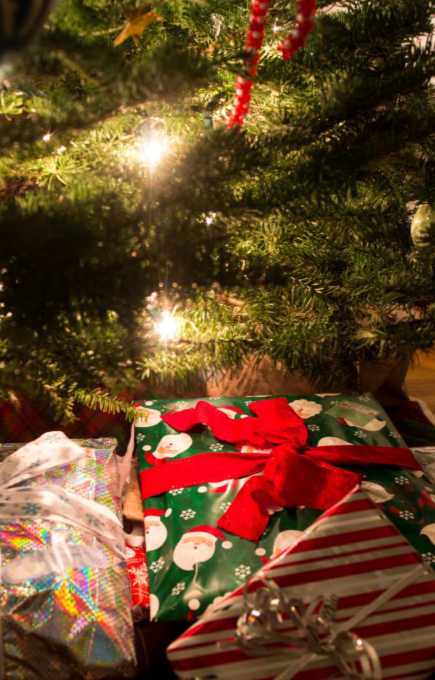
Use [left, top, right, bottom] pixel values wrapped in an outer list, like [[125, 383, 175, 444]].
[[140, 398, 421, 542]]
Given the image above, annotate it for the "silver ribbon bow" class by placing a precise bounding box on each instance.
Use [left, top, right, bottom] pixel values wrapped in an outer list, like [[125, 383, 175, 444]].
[[234, 566, 423, 680]]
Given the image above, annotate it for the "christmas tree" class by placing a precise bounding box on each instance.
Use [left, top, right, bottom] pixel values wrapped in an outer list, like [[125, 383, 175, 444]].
[[1, 0, 435, 421]]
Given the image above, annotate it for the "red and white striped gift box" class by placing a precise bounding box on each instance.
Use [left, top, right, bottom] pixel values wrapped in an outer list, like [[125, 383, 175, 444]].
[[167, 487, 435, 680]]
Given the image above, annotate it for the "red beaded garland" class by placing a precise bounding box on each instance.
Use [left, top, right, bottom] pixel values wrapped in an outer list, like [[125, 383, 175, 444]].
[[278, 0, 316, 59], [227, 0, 271, 129], [228, 0, 316, 129]]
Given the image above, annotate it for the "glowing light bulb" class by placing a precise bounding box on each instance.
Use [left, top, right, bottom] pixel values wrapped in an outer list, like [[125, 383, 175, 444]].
[[205, 212, 217, 225], [42, 132, 52, 142], [140, 136, 167, 168], [156, 312, 177, 341], [273, 22, 280, 32], [57, 145, 66, 154]]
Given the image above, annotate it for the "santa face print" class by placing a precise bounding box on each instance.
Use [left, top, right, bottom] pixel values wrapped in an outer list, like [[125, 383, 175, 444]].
[[421, 524, 435, 545], [288, 399, 322, 420], [145, 519, 168, 551], [152, 434, 192, 460], [239, 445, 273, 454], [318, 436, 353, 447], [173, 535, 215, 571], [217, 407, 239, 419], [361, 481, 394, 504], [150, 594, 159, 621], [271, 530, 303, 559], [344, 417, 386, 431]]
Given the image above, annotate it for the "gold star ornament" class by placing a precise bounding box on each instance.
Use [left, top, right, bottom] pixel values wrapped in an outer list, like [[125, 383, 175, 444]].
[[114, 5, 162, 47]]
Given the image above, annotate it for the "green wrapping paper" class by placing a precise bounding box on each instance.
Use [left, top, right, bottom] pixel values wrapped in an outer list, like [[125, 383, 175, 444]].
[[136, 393, 435, 622]]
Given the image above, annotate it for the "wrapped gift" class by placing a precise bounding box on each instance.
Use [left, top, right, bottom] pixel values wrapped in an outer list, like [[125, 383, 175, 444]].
[[123, 457, 146, 522], [167, 486, 435, 680], [136, 394, 435, 621], [125, 522, 150, 622], [0, 432, 136, 679], [126, 543, 150, 622], [411, 446, 435, 484]]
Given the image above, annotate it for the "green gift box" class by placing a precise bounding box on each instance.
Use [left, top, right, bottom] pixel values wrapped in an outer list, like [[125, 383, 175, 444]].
[[136, 393, 435, 622]]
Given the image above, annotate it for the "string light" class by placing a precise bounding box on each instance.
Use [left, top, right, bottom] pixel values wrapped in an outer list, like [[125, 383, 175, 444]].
[[205, 212, 217, 225], [156, 311, 178, 341], [140, 135, 167, 168], [42, 132, 52, 142], [272, 22, 280, 32]]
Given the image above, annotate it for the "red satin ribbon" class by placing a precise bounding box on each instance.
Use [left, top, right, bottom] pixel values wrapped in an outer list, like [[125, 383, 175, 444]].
[[140, 398, 421, 541]]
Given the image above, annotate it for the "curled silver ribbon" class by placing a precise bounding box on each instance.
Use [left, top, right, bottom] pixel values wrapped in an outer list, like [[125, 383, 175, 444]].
[[232, 568, 421, 680]]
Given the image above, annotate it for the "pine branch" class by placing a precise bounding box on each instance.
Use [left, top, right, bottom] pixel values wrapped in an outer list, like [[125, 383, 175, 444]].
[[72, 387, 139, 421], [1, 0, 435, 415]]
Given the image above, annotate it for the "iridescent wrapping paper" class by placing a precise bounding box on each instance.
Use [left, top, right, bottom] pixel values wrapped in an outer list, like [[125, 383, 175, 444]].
[[0, 438, 136, 679]]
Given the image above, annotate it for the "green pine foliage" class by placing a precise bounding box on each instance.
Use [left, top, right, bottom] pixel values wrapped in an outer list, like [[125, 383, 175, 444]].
[[1, 0, 435, 420]]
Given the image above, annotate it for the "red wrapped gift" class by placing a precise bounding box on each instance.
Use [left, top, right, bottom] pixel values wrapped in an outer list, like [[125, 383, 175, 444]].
[[125, 533, 150, 622], [167, 486, 435, 680]]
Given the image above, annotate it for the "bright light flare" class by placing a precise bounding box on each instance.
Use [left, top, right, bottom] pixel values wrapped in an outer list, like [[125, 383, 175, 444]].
[[140, 136, 167, 168], [42, 132, 52, 142], [156, 312, 177, 341], [205, 213, 216, 225], [272, 22, 280, 32]]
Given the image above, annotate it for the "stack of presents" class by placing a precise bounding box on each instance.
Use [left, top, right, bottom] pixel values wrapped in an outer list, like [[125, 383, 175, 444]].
[[2, 392, 435, 679]]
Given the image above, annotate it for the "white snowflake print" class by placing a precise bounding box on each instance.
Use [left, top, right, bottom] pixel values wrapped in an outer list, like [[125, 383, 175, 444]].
[[172, 582, 186, 596], [129, 564, 148, 586], [395, 476, 408, 486], [210, 443, 224, 451], [209, 397, 221, 401], [175, 401, 189, 409], [355, 431, 367, 439], [244, 401, 252, 406], [307, 424, 320, 432], [358, 396, 370, 402], [389, 431, 401, 439], [423, 553, 435, 565], [220, 502, 231, 512], [169, 488, 184, 496], [42, 433, 63, 443], [180, 509, 196, 520], [399, 510, 415, 520], [235, 564, 251, 579], [150, 558, 165, 573], [136, 433, 146, 442], [329, 400, 338, 405]]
